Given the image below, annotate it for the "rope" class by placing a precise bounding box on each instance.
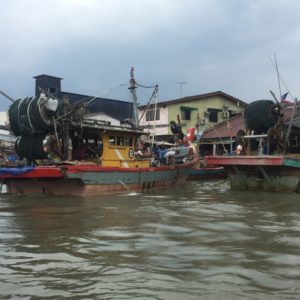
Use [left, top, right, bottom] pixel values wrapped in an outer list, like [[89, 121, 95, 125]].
[[208, 123, 228, 154], [87, 83, 128, 106], [135, 81, 158, 89], [138, 85, 159, 123]]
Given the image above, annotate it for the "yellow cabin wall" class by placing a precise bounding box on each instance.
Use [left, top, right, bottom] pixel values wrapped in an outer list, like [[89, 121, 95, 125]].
[[100, 133, 150, 168]]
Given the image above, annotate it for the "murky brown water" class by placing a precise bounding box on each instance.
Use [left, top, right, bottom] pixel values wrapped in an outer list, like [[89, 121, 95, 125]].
[[0, 180, 299, 299]]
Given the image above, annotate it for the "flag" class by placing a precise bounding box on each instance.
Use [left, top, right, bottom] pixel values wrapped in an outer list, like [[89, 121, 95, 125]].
[[186, 127, 195, 141], [280, 92, 288, 101]]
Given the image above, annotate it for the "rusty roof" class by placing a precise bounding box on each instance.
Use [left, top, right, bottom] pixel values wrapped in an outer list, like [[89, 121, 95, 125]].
[[202, 113, 245, 139], [202, 103, 300, 139]]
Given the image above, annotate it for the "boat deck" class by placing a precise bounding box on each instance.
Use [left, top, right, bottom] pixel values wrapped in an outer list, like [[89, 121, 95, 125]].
[[205, 155, 285, 166]]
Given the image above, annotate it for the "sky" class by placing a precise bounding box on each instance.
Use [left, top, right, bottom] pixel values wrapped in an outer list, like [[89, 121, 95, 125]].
[[0, 0, 300, 110]]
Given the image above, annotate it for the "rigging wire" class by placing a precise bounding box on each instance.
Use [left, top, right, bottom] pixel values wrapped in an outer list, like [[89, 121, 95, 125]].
[[138, 85, 159, 123], [151, 89, 159, 147], [274, 54, 282, 100], [268, 55, 298, 153], [208, 123, 228, 154], [87, 83, 128, 106], [55, 83, 129, 122], [135, 81, 158, 89], [268, 55, 295, 100]]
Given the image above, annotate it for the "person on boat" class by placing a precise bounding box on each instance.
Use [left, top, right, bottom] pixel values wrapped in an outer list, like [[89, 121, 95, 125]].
[[182, 136, 196, 156], [42, 134, 63, 161], [67, 138, 73, 160], [170, 121, 184, 141], [154, 143, 168, 165], [236, 144, 243, 155], [135, 138, 152, 159], [75, 143, 88, 160], [261, 138, 269, 155], [142, 142, 152, 158]]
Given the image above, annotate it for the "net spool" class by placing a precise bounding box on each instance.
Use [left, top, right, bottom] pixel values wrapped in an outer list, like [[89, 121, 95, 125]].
[[244, 100, 280, 134], [8, 94, 58, 136], [15, 134, 49, 160]]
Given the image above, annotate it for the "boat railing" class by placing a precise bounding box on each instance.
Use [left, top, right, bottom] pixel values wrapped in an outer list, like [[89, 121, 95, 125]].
[[235, 133, 274, 156], [78, 118, 145, 133]]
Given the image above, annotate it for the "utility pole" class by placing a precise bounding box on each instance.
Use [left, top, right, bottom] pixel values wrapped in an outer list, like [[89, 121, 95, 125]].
[[129, 66, 139, 127]]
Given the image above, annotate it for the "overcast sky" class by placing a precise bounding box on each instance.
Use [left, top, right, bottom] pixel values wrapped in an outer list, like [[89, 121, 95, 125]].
[[0, 0, 300, 110]]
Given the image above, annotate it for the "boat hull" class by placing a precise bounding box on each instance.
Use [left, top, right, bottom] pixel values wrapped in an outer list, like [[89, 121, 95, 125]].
[[188, 166, 227, 180], [2, 159, 197, 196], [205, 155, 300, 192]]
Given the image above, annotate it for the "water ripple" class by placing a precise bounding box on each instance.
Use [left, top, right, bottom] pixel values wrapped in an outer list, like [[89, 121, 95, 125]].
[[0, 180, 299, 299]]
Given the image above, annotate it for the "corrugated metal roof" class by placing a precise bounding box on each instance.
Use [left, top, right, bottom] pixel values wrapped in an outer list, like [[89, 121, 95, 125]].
[[202, 104, 300, 139], [202, 113, 245, 139]]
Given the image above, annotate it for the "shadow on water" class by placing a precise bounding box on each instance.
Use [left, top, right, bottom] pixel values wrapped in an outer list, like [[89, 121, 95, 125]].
[[0, 179, 299, 299]]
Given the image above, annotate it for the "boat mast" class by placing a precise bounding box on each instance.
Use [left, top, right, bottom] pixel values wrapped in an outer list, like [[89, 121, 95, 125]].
[[129, 66, 139, 127]]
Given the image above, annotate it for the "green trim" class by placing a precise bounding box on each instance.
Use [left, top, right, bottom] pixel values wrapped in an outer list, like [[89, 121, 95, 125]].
[[284, 158, 300, 169], [180, 106, 198, 112]]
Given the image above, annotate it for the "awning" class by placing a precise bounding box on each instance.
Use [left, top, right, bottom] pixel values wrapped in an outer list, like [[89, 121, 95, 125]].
[[180, 106, 198, 112]]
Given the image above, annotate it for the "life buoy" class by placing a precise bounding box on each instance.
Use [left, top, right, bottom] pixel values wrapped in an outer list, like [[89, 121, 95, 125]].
[[128, 148, 134, 159]]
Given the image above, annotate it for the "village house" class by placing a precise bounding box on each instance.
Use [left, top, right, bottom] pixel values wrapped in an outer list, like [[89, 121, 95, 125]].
[[138, 91, 247, 142]]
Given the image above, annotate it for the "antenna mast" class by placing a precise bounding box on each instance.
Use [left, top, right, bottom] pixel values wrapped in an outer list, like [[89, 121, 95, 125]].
[[274, 55, 282, 99], [175, 81, 187, 98], [129, 66, 139, 127]]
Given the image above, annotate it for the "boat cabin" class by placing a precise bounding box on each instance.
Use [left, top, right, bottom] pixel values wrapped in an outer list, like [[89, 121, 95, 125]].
[[70, 119, 152, 168]]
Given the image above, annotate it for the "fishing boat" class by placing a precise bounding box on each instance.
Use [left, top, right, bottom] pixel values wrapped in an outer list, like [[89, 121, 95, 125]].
[[205, 96, 300, 192], [0, 68, 198, 196]]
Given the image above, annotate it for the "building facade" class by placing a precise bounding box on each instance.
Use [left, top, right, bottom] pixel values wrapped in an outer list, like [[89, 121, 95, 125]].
[[138, 91, 247, 142]]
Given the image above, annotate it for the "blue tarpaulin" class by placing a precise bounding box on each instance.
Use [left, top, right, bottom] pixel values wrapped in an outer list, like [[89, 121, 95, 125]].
[[0, 166, 34, 175]]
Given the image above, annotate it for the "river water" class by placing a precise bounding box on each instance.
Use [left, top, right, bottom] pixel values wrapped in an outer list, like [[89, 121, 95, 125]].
[[0, 180, 299, 299]]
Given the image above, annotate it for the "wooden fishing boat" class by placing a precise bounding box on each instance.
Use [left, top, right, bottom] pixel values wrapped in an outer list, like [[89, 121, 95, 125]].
[[205, 97, 300, 192], [0, 69, 198, 196]]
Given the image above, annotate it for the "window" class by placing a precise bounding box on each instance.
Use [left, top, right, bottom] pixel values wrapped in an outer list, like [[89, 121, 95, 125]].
[[207, 108, 222, 123], [109, 136, 115, 145], [125, 137, 133, 146], [117, 136, 124, 146], [181, 109, 191, 120], [48, 87, 56, 94], [180, 106, 197, 121], [146, 109, 160, 121]]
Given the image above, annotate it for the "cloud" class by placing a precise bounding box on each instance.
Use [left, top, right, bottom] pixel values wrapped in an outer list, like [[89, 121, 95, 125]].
[[1, 0, 300, 110]]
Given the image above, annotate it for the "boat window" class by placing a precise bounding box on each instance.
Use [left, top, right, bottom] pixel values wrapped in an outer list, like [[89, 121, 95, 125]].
[[125, 137, 133, 146], [117, 136, 124, 146], [109, 136, 115, 145]]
